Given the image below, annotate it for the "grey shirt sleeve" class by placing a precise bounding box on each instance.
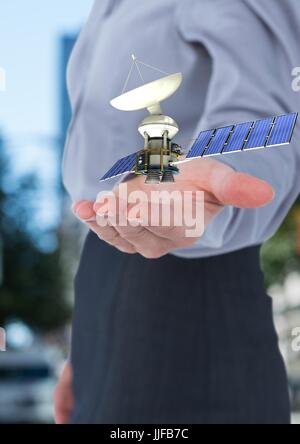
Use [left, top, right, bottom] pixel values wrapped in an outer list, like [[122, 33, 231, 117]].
[[172, 0, 300, 257]]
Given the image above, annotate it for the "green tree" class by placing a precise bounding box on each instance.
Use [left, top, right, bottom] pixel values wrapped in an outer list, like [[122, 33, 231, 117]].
[[0, 136, 71, 332], [261, 205, 300, 289]]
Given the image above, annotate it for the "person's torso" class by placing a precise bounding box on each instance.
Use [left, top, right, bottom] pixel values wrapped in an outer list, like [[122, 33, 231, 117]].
[[63, 0, 300, 257]]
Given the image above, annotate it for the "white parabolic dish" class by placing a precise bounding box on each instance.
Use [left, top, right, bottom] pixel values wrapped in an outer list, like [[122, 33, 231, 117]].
[[110, 73, 183, 112]]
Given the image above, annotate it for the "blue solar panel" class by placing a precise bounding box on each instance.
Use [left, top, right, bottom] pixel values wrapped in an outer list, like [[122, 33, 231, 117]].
[[222, 122, 253, 153], [244, 117, 274, 150], [101, 113, 298, 180], [203, 126, 233, 156], [186, 129, 214, 159], [267, 113, 298, 147], [100, 152, 137, 181]]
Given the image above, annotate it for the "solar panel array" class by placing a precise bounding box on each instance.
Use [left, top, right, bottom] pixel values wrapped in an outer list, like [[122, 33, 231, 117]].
[[99, 113, 298, 181], [222, 122, 252, 153], [100, 152, 137, 181], [186, 129, 215, 158], [267, 113, 297, 147], [185, 113, 298, 160], [204, 126, 233, 156], [244, 117, 273, 150]]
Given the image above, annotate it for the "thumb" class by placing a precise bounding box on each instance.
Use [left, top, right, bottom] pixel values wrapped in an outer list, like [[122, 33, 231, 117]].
[[72, 200, 96, 221], [208, 164, 274, 209]]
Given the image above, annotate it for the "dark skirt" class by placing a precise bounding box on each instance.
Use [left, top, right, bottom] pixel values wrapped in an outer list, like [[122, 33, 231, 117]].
[[71, 231, 290, 424]]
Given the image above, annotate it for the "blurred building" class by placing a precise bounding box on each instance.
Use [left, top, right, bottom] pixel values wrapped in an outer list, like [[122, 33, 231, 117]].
[[59, 34, 77, 158], [0, 133, 4, 286], [57, 33, 86, 298]]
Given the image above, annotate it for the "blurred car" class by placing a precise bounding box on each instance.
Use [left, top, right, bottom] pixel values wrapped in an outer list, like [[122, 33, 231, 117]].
[[0, 348, 57, 424]]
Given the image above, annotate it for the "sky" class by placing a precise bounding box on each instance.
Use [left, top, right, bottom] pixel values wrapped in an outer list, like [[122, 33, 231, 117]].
[[0, 0, 93, 229], [0, 0, 93, 136]]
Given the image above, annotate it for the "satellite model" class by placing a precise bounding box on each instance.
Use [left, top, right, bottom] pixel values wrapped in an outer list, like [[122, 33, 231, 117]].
[[100, 55, 298, 184]]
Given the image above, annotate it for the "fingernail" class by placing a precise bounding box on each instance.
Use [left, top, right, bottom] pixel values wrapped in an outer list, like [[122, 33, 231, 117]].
[[72, 200, 88, 215]]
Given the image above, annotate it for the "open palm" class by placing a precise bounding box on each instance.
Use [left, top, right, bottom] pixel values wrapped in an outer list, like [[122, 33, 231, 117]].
[[74, 158, 274, 258]]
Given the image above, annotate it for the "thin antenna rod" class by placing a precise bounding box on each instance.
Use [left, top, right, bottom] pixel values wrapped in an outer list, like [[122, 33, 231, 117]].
[[121, 60, 135, 94], [120, 54, 173, 97], [133, 56, 145, 84], [136, 60, 169, 76]]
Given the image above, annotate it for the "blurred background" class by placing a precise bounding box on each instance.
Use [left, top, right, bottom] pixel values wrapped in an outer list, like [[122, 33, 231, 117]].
[[0, 0, 92, 424], [0, 0, 299, 425]]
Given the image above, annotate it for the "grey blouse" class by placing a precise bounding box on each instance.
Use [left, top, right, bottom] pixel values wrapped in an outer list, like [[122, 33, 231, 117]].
[[63, 0, 300, 258]]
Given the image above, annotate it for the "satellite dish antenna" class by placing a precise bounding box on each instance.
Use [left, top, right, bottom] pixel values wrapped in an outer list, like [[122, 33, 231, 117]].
[[110, 55, 182, 115], [103, 56, 298, 185], [108, 55, 184, 184], [110, 72, 182, 115]]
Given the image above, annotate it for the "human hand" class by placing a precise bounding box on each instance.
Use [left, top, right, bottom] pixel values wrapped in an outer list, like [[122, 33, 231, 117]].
[[54, 361, 74, 425], [73, 158, 274, 259]]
